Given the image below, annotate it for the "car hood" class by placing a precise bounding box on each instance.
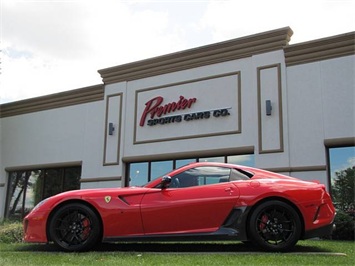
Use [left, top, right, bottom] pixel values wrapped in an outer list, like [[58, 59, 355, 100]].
[[34, 186, 151, 212], [53, 186, 150, 198]]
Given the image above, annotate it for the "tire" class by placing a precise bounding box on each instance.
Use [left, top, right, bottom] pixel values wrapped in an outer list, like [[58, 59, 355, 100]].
[[48, 203, 101, 252], [248, 200, 301, 252]]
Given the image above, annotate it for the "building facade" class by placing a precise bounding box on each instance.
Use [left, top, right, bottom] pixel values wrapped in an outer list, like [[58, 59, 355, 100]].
[[0, 27, 354, 220]]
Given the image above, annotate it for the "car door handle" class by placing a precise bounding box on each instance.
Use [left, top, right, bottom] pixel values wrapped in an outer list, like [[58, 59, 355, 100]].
[[225, 187, 233, 192]]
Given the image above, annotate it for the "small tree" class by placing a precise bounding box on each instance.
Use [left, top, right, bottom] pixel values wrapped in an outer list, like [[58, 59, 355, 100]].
[[332, 167, 355, 213], [331, 167, 355, 240]]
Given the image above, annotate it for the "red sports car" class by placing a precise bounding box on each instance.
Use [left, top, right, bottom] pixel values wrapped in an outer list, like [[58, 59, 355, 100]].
[[23, 162, 335, 252]]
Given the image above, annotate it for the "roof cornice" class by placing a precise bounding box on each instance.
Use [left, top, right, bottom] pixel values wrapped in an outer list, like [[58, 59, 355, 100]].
[[98, 27, 293, 84], [284, 31, 355, 66], [0, 84, 104, 118]]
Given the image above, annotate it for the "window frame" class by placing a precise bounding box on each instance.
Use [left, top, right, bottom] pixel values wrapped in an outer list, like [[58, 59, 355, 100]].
[[4, 166, 81, 220], [126, 154, 255, 187], [326, 144, 355, 197]]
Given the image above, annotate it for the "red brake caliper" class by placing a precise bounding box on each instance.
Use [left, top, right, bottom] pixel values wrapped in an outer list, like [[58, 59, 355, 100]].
[[259, 215, 269, 230]]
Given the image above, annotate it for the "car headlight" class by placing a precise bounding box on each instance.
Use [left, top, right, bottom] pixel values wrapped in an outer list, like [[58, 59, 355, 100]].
[[31, 198, 49, 212]]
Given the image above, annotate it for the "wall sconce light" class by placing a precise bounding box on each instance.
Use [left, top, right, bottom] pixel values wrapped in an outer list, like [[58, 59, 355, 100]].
[[266, 100, 272, 116], [108, 122, 115, 135]]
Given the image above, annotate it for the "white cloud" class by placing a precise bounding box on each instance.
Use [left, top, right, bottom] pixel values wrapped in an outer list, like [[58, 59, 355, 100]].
[[1, 0, 192, 103], [347, 157, 355, 168], [0, 0, 354, 104], [1, 52, 102, 102], [200, 0, 355, 44], [2, 0, 91, 59]]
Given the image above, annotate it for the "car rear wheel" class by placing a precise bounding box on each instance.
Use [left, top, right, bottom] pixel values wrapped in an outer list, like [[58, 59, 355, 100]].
[[49, 203, 101, 252], [248, 200, 301, 252]]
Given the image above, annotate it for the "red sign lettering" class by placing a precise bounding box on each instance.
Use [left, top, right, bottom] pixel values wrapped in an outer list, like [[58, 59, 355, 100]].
[[140, 95, 197, 126]]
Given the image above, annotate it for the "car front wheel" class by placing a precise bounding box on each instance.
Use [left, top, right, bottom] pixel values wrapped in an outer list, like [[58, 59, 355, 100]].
[[48, 203, 101, 252], [248, 200, 302, 252]]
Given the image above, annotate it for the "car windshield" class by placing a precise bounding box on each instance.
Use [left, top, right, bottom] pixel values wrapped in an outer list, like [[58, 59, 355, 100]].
[[143, 175, 164, 187], [143, 163, 200, 187]]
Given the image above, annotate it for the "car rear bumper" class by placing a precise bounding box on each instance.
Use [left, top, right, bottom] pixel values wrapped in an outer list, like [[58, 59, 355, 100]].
[[302, 223, 335, 239]]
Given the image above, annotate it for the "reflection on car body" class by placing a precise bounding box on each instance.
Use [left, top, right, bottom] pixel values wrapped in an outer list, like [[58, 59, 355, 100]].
[[24, 162, 336, 252]]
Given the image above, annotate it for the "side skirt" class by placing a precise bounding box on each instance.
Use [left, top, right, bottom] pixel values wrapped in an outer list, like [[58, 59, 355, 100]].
[[103, 228, 241, 243], [103, 207, 251, 243]]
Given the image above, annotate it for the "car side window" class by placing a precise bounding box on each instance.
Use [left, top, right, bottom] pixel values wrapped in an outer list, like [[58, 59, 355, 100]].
[[230, 168, 251, 181], [170, 166, 231, 188]]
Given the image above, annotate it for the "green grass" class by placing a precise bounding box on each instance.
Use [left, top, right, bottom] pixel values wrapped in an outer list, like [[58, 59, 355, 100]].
[[0, 240, 354, 266]]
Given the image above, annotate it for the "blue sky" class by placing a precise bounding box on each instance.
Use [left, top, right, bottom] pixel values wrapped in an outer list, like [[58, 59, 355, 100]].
[[1, 0, 354, 104], [329, 147, 355, 179]]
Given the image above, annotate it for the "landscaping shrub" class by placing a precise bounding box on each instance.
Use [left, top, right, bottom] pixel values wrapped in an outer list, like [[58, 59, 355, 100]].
[[329, 166, 355, 240], [329, 210, 355, 240], [0, 221, 23, 243]]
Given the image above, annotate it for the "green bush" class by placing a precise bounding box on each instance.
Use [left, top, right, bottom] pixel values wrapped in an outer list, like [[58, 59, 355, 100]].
[[0, 221, 24, 243], [330, 210, 355, 240]]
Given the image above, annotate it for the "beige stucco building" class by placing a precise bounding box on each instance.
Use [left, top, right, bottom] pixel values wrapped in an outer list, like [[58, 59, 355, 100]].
[[0, 27, 354, 220]]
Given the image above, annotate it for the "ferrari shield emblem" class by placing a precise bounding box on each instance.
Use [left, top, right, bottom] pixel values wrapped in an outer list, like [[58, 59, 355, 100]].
[[104, 196, 111, 203]]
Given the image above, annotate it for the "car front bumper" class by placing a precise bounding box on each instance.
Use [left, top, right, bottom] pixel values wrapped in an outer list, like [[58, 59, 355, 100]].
[[23, 211, 48, 243]]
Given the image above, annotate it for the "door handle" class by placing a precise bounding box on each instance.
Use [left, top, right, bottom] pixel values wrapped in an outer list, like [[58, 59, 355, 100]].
[[225, 187, 233, 192]]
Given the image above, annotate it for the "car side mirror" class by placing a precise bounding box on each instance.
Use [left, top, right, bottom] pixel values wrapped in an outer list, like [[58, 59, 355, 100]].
[[161, 176, 172, 189]]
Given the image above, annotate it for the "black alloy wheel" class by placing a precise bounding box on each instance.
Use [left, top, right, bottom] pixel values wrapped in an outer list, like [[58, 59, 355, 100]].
[[49, 203, 101, 252], [248, 200, 302, 252]]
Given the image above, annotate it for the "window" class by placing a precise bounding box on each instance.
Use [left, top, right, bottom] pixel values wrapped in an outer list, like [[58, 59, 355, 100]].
[[230, 168, 252, 181], [176, 159, 196, 168], [200, 156, 224, 163], [227, 154, 255, 166], [5, 166, 81, 220], [129, 162, 148, 186], [151, 161, 173, 180], [128, 161, 173, 186], [328, 146, 354, 213], [127, 154, 255, 187], [170, 166, 231, 188]]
